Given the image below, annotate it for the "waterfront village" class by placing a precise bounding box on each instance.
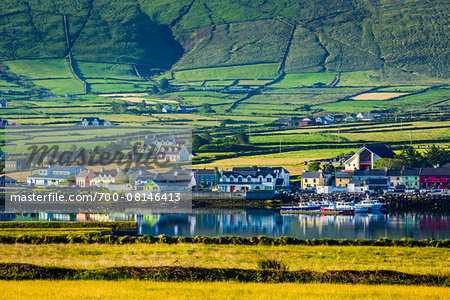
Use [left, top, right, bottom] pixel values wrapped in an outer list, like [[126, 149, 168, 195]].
[[2, 139, 449, 197]]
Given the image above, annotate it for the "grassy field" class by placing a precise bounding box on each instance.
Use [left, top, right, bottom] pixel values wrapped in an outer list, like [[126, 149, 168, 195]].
[[172, 63, 280, 81], [31, 79, 85, 95], [1, 281, 448, 299], [75, 61, 140, 80], [271, 73, 336, 88], [0, 243, 448, 275], [0, 228, 112, 237], [337, 71, 383, 86], [4, 59, 73, 79]]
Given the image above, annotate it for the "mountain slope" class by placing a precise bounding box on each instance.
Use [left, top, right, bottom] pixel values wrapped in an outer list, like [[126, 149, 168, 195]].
[[0, 0, 448, 79]]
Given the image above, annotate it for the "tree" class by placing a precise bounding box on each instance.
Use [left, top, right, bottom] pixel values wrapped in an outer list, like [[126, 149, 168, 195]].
[[156, 103, 163, 112], [322, 163, 334, 173], [192, 132, 212, 150], [307, 161, 321, 171], [398, 146, 423, 167], [137, 100, 146, 111], [374, 158, 409, 170], [111, 101, 127, 113], [158, 78, 170, 90], [424, 145, 450, 167], [151, 86, 159, 94], [200, 103, 214, 113], [234, 131, 249, 144]]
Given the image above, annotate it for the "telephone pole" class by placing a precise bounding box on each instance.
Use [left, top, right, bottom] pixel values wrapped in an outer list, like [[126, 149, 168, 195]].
[[279, 139, 282, 156]]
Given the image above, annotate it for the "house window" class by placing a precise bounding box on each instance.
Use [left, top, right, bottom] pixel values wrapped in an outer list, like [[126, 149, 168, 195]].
[[436, 177, 440, 181], [267, 177, 272, 182], [238, 177, 243, 182], [313, 179, 316, 183]]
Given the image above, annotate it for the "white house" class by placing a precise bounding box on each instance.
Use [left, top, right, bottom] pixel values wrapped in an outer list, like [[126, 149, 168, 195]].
[[348, 180, 366, 193], [141, 135, 177, 151], [356, 113, 374, 121], [315, 116, 333, 125], [27, 166, 85, 186], [156, 144, 190, 162], [161, 105, 172, 113], [90, 168, 125, 188], [218, 166, 289, 192], [0, 100, 8, 108], [77, 117, 111, 126]]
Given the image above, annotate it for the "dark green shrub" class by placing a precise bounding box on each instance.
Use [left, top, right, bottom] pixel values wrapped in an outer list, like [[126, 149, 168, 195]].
[[256, 258, 288, 271]]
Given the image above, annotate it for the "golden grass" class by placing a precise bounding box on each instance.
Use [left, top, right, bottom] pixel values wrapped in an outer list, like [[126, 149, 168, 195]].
[[1, 244, 448, 276], [352, 92, 410, 100], [1, 281, 448, 299]]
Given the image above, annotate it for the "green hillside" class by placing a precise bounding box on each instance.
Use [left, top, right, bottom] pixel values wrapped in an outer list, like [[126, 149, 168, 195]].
[[0, 0, 448, 80]]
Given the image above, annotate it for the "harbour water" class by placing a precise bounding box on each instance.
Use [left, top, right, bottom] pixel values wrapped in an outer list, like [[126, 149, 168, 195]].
[[4, 210, 449, 240]]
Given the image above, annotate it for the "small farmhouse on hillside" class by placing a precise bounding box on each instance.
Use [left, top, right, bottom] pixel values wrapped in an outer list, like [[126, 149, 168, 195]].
[[78, 117, 111, 126]]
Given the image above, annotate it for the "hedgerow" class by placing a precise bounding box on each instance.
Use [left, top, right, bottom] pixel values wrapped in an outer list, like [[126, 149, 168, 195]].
[[0, 263, 448, 286], [0, 234, 447, 248]]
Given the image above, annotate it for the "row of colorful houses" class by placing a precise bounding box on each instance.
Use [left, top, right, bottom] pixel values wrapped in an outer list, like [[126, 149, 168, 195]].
[[302, 165, 450, 193], [22, 164, 291, 193]]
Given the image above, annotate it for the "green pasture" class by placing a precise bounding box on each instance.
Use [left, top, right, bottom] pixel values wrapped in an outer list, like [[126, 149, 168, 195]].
[[3, 59, 73, 79], [75, 61, 140, 80], [271, 73, 336, 88], [172, 63, 280, 81], [31, 79, 84, 95]]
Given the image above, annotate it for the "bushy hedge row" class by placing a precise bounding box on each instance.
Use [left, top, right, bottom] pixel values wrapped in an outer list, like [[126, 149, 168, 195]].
[[0, 263, 448, 286], [0, 234, 448, 247], [0, 222, 137, 231]]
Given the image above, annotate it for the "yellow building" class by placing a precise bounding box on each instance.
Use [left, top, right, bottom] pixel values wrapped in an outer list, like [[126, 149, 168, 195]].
[[335, 171, 353, 188], [301, 170, 331, 189]]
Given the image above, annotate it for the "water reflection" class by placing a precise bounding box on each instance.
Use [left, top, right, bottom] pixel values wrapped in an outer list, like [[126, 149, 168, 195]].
[[2, 210, 448, 240]]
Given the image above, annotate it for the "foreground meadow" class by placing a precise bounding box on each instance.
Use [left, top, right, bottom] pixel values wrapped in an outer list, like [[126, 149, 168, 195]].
[[1, 243, 448, 276], [0, 281, 448, 299]]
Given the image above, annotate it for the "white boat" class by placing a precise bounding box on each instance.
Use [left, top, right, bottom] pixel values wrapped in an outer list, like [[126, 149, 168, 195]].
[[281, 202, 321, 212], [355, 198, 385, 212], [321, 201, 355, 215]]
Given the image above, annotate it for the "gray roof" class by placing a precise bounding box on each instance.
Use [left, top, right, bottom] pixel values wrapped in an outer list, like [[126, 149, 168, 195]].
[[349, 179, 364, 186], [402, 168, 420, 176], [224, 166, 288, 178], [193, 168, 216, 175], [302, 171, 329, 179], [0, 175, 16, 182], [386, 170, 402, 177], [48, 166, 83, 172], [28, 174, 71, 179], [365, 144, 395, 159], [366, 178, 388, 185], [421, 167, 450, 176], [353, 169, 386, 177], [336, 171, 353, 178]]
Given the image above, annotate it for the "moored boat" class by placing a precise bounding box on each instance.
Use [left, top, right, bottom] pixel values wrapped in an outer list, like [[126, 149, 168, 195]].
[[281, 202, 321, 212], [355, 198, 386, 212], [321, 201, 355, 215]]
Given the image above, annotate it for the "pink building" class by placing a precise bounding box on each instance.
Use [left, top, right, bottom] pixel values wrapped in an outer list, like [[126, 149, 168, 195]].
[[419, 167, 450, 189]]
